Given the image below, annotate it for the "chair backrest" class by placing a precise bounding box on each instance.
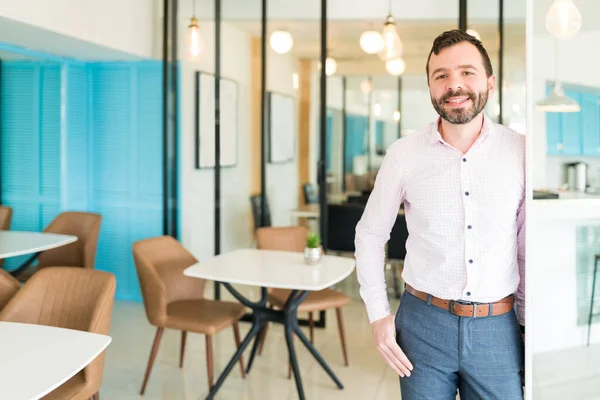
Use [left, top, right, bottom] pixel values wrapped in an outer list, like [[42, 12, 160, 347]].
[[387, 214, 408, 260], [327, 203, 365, 253], [0, 205, 12, 230], [0, 268, 116, 389], [0, 269, 20, 310], [0, 206, 13, 269], [250, 194, 271, 230], [302, 183, 318, 204], [132, 236, 205, 327], [256, 226, 308, 253], [37, 211, 102, 270]]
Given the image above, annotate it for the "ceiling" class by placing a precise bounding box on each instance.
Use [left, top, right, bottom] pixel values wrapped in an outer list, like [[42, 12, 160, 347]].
[[230, 20, 526, 75]]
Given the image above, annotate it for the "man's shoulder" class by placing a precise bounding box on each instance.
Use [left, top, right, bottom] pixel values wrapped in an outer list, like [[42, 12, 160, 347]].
[[386, 124, 434, 155], [494, 123, 525, 147]]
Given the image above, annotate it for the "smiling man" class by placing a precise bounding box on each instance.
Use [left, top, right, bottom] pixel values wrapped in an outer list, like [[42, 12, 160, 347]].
[[354, 30, 525, 399]]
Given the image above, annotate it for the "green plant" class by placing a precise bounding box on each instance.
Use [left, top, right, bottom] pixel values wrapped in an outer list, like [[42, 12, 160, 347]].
[[306, 232, 321, 248]]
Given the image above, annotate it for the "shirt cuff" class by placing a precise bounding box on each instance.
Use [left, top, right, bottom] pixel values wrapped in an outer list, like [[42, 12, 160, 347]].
[[365, 292, 392, 323]]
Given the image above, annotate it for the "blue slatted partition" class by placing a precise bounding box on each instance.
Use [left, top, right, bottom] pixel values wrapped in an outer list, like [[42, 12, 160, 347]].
[[87, 62, 164, 301], [1, 58, 168, 301], [1, 61, 62, 270]]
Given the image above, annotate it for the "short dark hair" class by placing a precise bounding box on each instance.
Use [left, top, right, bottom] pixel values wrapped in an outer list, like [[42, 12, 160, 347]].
[[426, 29, 493, 80]]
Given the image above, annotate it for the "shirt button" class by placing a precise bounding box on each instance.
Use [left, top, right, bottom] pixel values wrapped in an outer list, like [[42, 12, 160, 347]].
[[467, 225, 472, 229], [462, 158, 467, 162], [468, 259, 473, 264], [465, 191, 470, 196], [466, 292, 471, 296]]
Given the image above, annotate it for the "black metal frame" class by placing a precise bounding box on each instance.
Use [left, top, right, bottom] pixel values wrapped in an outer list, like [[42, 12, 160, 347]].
[[162, 0, 179, 239], [587, 257, 599, 346], [205, 284, 343, 400], [366, 75, 373, 173], [214, 0, 222, 300], [318, 0, 328, 250], [459, 0, 467, 31], [260, 0, 268, 228], [341, 76, 347, 192]]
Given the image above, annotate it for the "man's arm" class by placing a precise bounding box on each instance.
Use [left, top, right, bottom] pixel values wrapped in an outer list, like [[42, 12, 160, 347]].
[[516, 175, 526, 330], [354, 143, 405, 323]]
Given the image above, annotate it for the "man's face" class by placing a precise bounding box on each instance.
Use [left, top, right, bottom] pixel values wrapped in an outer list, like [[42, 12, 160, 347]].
[[427, 41, 495, 125]]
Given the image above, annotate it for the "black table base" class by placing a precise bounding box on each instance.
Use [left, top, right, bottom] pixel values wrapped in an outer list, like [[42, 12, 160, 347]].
[[205, 283, 344, 400]]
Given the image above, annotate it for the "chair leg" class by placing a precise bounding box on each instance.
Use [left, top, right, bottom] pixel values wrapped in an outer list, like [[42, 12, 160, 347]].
[[335, 308, 349, 366], [206, 335, 214, 390], [233, 323, 246, 379], [140, 327, 164, 395], [180, 331, 187, 368], [258, 322, 269, 355], [308, 312, 315, 344]]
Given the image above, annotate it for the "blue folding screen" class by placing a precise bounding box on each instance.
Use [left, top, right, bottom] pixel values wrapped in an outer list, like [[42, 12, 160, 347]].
[[1, 60, 168, 301], [1, 62, 63, 269]]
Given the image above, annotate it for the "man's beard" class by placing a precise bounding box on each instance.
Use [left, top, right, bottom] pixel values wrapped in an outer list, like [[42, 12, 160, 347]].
[[431, 88, 488, 125]]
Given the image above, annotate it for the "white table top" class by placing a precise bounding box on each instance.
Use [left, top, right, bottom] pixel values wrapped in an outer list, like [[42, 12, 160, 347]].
[[0, 322, 111, 400], [0, 231, 78, 259], [184, 248, 355, 291]]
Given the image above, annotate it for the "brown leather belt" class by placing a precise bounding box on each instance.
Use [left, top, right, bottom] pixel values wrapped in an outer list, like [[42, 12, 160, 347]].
[[405, 284, 514, 318]]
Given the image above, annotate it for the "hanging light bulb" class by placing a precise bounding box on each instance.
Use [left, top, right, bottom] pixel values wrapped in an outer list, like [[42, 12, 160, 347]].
[[466, 28, 481, 41], [325, 58, 337, 76], [269, 30, 294, 54], [385, 58, 406, 76], [185, 17, 204, 61], [373, 103, 382, 117], [545, 0, 582, 40], [378, 15, 403, 62], [360, 79, 373, 93], [359, 30, 384, 54]]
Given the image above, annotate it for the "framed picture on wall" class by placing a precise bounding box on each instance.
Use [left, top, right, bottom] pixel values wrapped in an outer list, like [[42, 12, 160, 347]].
[[267, 91, 296, 164], [195, 71, 238, 169]]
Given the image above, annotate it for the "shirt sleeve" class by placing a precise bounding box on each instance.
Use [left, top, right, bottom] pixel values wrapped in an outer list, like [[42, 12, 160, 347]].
[[354, 144, 406, 323], [516, 182, 525, 327]]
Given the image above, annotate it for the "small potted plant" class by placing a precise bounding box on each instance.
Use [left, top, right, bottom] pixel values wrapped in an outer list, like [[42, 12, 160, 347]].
[[304, 232, 322, 265]]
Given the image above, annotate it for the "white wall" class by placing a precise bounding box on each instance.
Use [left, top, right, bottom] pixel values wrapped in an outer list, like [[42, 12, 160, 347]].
[[0, 0, 155, 58], [175, 20, 299, 261]]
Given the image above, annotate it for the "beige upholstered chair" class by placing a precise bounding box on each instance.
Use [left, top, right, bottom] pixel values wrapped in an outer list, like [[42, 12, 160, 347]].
[[0, 267, 116, 400], [255, 226, 350, 367], [0, 205, 13, 270], [17, 211, 102, 281], [0, 269, 20, 310], [132, 236, 247, 394]]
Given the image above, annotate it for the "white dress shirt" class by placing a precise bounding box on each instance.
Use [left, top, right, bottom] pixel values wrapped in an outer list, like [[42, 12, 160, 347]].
[[354, 115, 525, 326]]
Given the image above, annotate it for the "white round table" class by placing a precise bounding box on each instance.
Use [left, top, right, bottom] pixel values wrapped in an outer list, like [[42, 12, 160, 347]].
[[0, 231, 78, 260], [0, 321, 111, 400]]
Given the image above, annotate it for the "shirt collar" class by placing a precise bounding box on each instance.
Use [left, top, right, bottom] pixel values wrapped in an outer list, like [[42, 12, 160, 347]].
[[428, 113, 496, 145]]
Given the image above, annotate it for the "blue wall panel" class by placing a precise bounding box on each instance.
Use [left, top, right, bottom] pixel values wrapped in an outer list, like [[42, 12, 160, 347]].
[[344, 114, 368, 174], [86, 62, 164, 301], [1, 59, 166, 301], [1, 62, 62, 269]]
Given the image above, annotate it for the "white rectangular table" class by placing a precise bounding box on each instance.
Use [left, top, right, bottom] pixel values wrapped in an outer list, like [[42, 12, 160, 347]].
[[0, 231, 77, 260], [184, 248, 355, 400], [0, 321, 111, 400]]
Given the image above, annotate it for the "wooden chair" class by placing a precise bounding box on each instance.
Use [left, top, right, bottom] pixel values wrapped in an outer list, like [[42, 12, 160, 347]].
[[0, 267, 116, 400], [255, 226, 350, 369], [15, 211, 102, 281], [132, 236, 247, 395]]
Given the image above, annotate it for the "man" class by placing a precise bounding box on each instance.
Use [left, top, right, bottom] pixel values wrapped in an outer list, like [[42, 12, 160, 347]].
[[354, 29, 525, 399]]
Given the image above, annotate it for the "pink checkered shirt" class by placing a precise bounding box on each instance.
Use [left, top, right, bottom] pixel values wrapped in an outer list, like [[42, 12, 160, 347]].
[[354, 115, 525, 325]]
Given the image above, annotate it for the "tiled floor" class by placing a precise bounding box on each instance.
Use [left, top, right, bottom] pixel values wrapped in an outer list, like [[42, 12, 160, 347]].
[[98, 267, 404, 400], [533, 344, 600, 400]]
